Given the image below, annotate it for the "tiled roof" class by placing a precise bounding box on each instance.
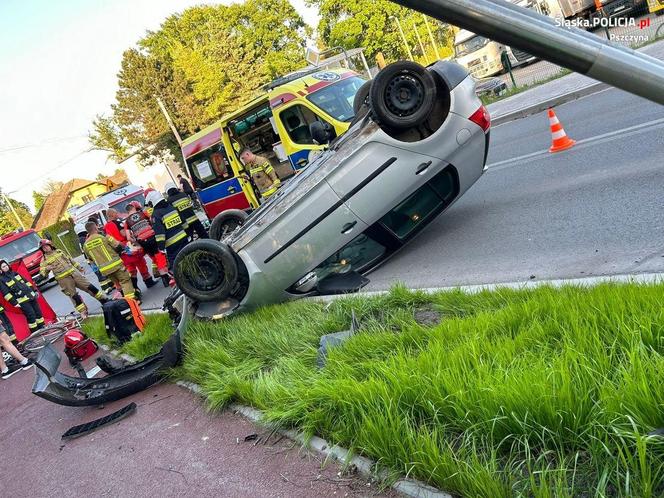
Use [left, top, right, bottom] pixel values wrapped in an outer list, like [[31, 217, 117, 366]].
[[31, 178, 103, 231]]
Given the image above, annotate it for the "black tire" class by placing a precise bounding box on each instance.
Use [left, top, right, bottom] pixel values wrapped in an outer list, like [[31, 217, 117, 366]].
[[209, 209, 249, 241], [369, 61, 437, 130], [353, 80, 372, 114], [173, 239, 239, 302]]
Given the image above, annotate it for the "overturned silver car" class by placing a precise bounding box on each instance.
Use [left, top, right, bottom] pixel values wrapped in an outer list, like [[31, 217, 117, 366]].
[[174, 60, 491, 314]]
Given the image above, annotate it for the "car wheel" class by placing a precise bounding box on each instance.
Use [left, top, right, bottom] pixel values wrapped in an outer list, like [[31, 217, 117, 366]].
[[369, 61, 437, 130], [173, 239, 239, 302], [353, 80, 372, 114], [209, 209, 249, 241]]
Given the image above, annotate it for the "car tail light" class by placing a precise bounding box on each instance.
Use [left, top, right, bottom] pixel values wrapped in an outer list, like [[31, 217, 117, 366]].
[[469, 105, 491, 132]]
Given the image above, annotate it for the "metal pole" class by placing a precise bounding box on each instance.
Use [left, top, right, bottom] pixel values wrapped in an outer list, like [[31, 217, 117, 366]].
[[156, 97, 183, 146], [413, 22, 429, 63], [423, 15, 441, 60], [359, 51, 373, 78], [386, 0, 664, 105], [390, 16, 414, 61], [2, 191, 25, 230]]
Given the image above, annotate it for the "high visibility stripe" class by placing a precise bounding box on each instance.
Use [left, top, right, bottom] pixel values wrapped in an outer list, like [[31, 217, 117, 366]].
[[186, 215, 198, 224], [165, 231, 187, 247], [4, 293, 13, 301], [7, 281, 14, 287], [55, 268, 75, 279], [99, 259, 123, 273], [264, 166, 275, 175], [155, 235, 166, 242], [17, 296, 29, 304], [36, 317, 45, 324], [262, 186, 278, 198], [75, 303, 87, 312]]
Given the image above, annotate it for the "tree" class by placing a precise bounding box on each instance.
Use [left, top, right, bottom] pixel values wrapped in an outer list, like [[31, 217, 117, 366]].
[[307, 0, 453, 63], [32, 191, 47, 212], [99, 0, 309, 167], [0, 191, 33, 232], [89, 114, 130, 163], [31, 180, 64, 213]]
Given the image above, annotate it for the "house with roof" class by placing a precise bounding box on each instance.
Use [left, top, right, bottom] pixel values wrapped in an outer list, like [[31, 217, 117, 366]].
[[32, 172, 129, 231]]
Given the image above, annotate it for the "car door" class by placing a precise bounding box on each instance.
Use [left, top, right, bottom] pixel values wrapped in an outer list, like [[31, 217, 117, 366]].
[[245, 181, 368, 289], [325, 142, 448, 234]]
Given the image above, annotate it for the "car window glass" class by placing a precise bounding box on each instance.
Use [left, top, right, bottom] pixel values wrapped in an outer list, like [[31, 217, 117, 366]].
[[187, 144, 235, 189], [278, 104, 331, 145], [307, 76, 365, 122]]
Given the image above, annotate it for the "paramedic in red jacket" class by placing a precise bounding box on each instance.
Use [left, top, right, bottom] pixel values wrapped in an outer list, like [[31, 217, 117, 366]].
[[104, 208, 157, 291]]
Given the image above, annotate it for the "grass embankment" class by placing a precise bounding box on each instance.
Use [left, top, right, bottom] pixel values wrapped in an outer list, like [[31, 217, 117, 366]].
[[84, 283, 664, 497], [84, 313, 173, 360]]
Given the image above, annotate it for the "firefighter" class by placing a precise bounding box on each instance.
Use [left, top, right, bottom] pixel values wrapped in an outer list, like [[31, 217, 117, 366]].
[[239, 148, 281, 201], [104, 208, 157, 291], [82, 222, 138, 301], [0, 260, 44, 334], [165, 182, 208, 239], [145, 190, 189, 270], [124, 201, 171, 287], [38, 240, 108, 318], [75, 222, 114, 295]]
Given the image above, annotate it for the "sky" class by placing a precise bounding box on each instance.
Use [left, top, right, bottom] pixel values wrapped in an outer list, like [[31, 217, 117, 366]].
[[0, 0, 319, 211]]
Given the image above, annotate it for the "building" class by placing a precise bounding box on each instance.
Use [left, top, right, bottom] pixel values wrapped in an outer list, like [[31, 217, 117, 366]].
[[31, 172, 129, 231]]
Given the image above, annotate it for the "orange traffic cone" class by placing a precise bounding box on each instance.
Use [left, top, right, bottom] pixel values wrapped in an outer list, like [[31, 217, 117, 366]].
[[548, 108, 576, 153]]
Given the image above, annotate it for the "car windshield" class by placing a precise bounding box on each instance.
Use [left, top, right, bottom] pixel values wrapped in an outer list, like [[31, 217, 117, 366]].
[[0, 232, 41, 262], [455, 35, 489, 57], [307, 76, 366, 122]]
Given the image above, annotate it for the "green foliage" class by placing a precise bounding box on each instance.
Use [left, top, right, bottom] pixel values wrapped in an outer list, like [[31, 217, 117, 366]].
[[105, 0, 309, 166], [0, 191, 33, 233], [180, 283, 664, 497], [89, 115, 130, 163], [32, 191, 47, 212], [307, 0, 453, 63], [38, 220, 81, 257]]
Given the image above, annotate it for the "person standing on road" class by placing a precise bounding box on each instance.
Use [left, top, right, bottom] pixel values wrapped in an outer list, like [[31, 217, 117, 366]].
[[104, 208, 157, 291], [165, 182, 208, 240], [0, 260, 44, 335], [146, 190, 189, 270], [75, 222, 114, 295], [177, 174, 196, 201], [38, 240, 108, 318], [83, 222, 139, 301], [124, 201, 171, 287], [239, 148, 281, 202], [0, 320, 32, 379]]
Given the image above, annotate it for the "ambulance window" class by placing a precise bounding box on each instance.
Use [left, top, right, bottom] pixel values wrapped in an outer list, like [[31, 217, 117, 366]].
[[279, 105, 330, 145], [307, 76, 366, 122], [187, 144, 234, 189]]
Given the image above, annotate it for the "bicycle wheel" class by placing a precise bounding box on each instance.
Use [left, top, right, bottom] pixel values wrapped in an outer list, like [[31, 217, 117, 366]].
[[22, 325, 67, 352]]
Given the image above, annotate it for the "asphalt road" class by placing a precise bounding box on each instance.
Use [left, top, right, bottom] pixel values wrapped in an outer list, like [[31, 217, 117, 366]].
[[365, 86, 664, 290]]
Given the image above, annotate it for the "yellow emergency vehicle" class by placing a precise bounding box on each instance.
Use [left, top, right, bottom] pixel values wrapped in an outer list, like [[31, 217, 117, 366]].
[[180, 68, 367, 220]]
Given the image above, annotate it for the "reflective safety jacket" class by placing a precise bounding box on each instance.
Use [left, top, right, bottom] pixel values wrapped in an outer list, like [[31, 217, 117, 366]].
[[151, 201, 188, 252], [246, 155, 281, 198], [39, 249, 82, 281], [0, 270, 37, 306], [167, 191, 198, 228], [125, 210, 155, 242], [83, 234, 124, 276]]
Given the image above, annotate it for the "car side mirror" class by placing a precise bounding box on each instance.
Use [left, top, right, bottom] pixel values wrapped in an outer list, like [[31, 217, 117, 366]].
[[310, 121, 331, 145]]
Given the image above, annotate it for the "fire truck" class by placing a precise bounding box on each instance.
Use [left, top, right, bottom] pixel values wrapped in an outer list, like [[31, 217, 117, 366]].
[[0, 229, 54, 289]]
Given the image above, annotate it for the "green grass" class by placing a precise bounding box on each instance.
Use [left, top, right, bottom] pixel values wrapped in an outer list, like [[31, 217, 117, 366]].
[[85, 283, 664, 496], [83, 313, 173, 360], [480, 69, 572, 106]]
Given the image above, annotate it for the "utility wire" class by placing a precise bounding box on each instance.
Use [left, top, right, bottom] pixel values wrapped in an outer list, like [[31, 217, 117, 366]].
[[0, 135, 88, 155], [7, 147, 93, 194]]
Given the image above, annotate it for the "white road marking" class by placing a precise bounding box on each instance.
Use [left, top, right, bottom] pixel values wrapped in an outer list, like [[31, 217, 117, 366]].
[[487, 116, 664, 171]]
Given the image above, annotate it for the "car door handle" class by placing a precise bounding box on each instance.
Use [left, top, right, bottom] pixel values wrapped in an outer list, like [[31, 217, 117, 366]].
[[228, 186, 236, 193], [341, 221, 357, 234], [416, 160, 433, 175]]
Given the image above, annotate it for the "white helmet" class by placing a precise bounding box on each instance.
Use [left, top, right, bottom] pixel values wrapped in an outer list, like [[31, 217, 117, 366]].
[[164, 182, 178, 193], [145, 190, 165, 207], [74, 222, 87, 235]]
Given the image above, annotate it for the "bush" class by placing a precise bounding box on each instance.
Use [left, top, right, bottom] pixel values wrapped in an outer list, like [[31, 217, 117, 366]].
[[39, 220, 81, 257]]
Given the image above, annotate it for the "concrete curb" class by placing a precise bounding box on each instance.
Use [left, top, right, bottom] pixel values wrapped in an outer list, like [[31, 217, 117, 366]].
[[176, 381, 453, 498], [491, 82, 608, 126], [313, 271, 664, 303]]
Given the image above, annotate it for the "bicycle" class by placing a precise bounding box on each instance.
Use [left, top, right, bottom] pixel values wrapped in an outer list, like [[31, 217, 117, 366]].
[[21, 313, 83, 353]]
